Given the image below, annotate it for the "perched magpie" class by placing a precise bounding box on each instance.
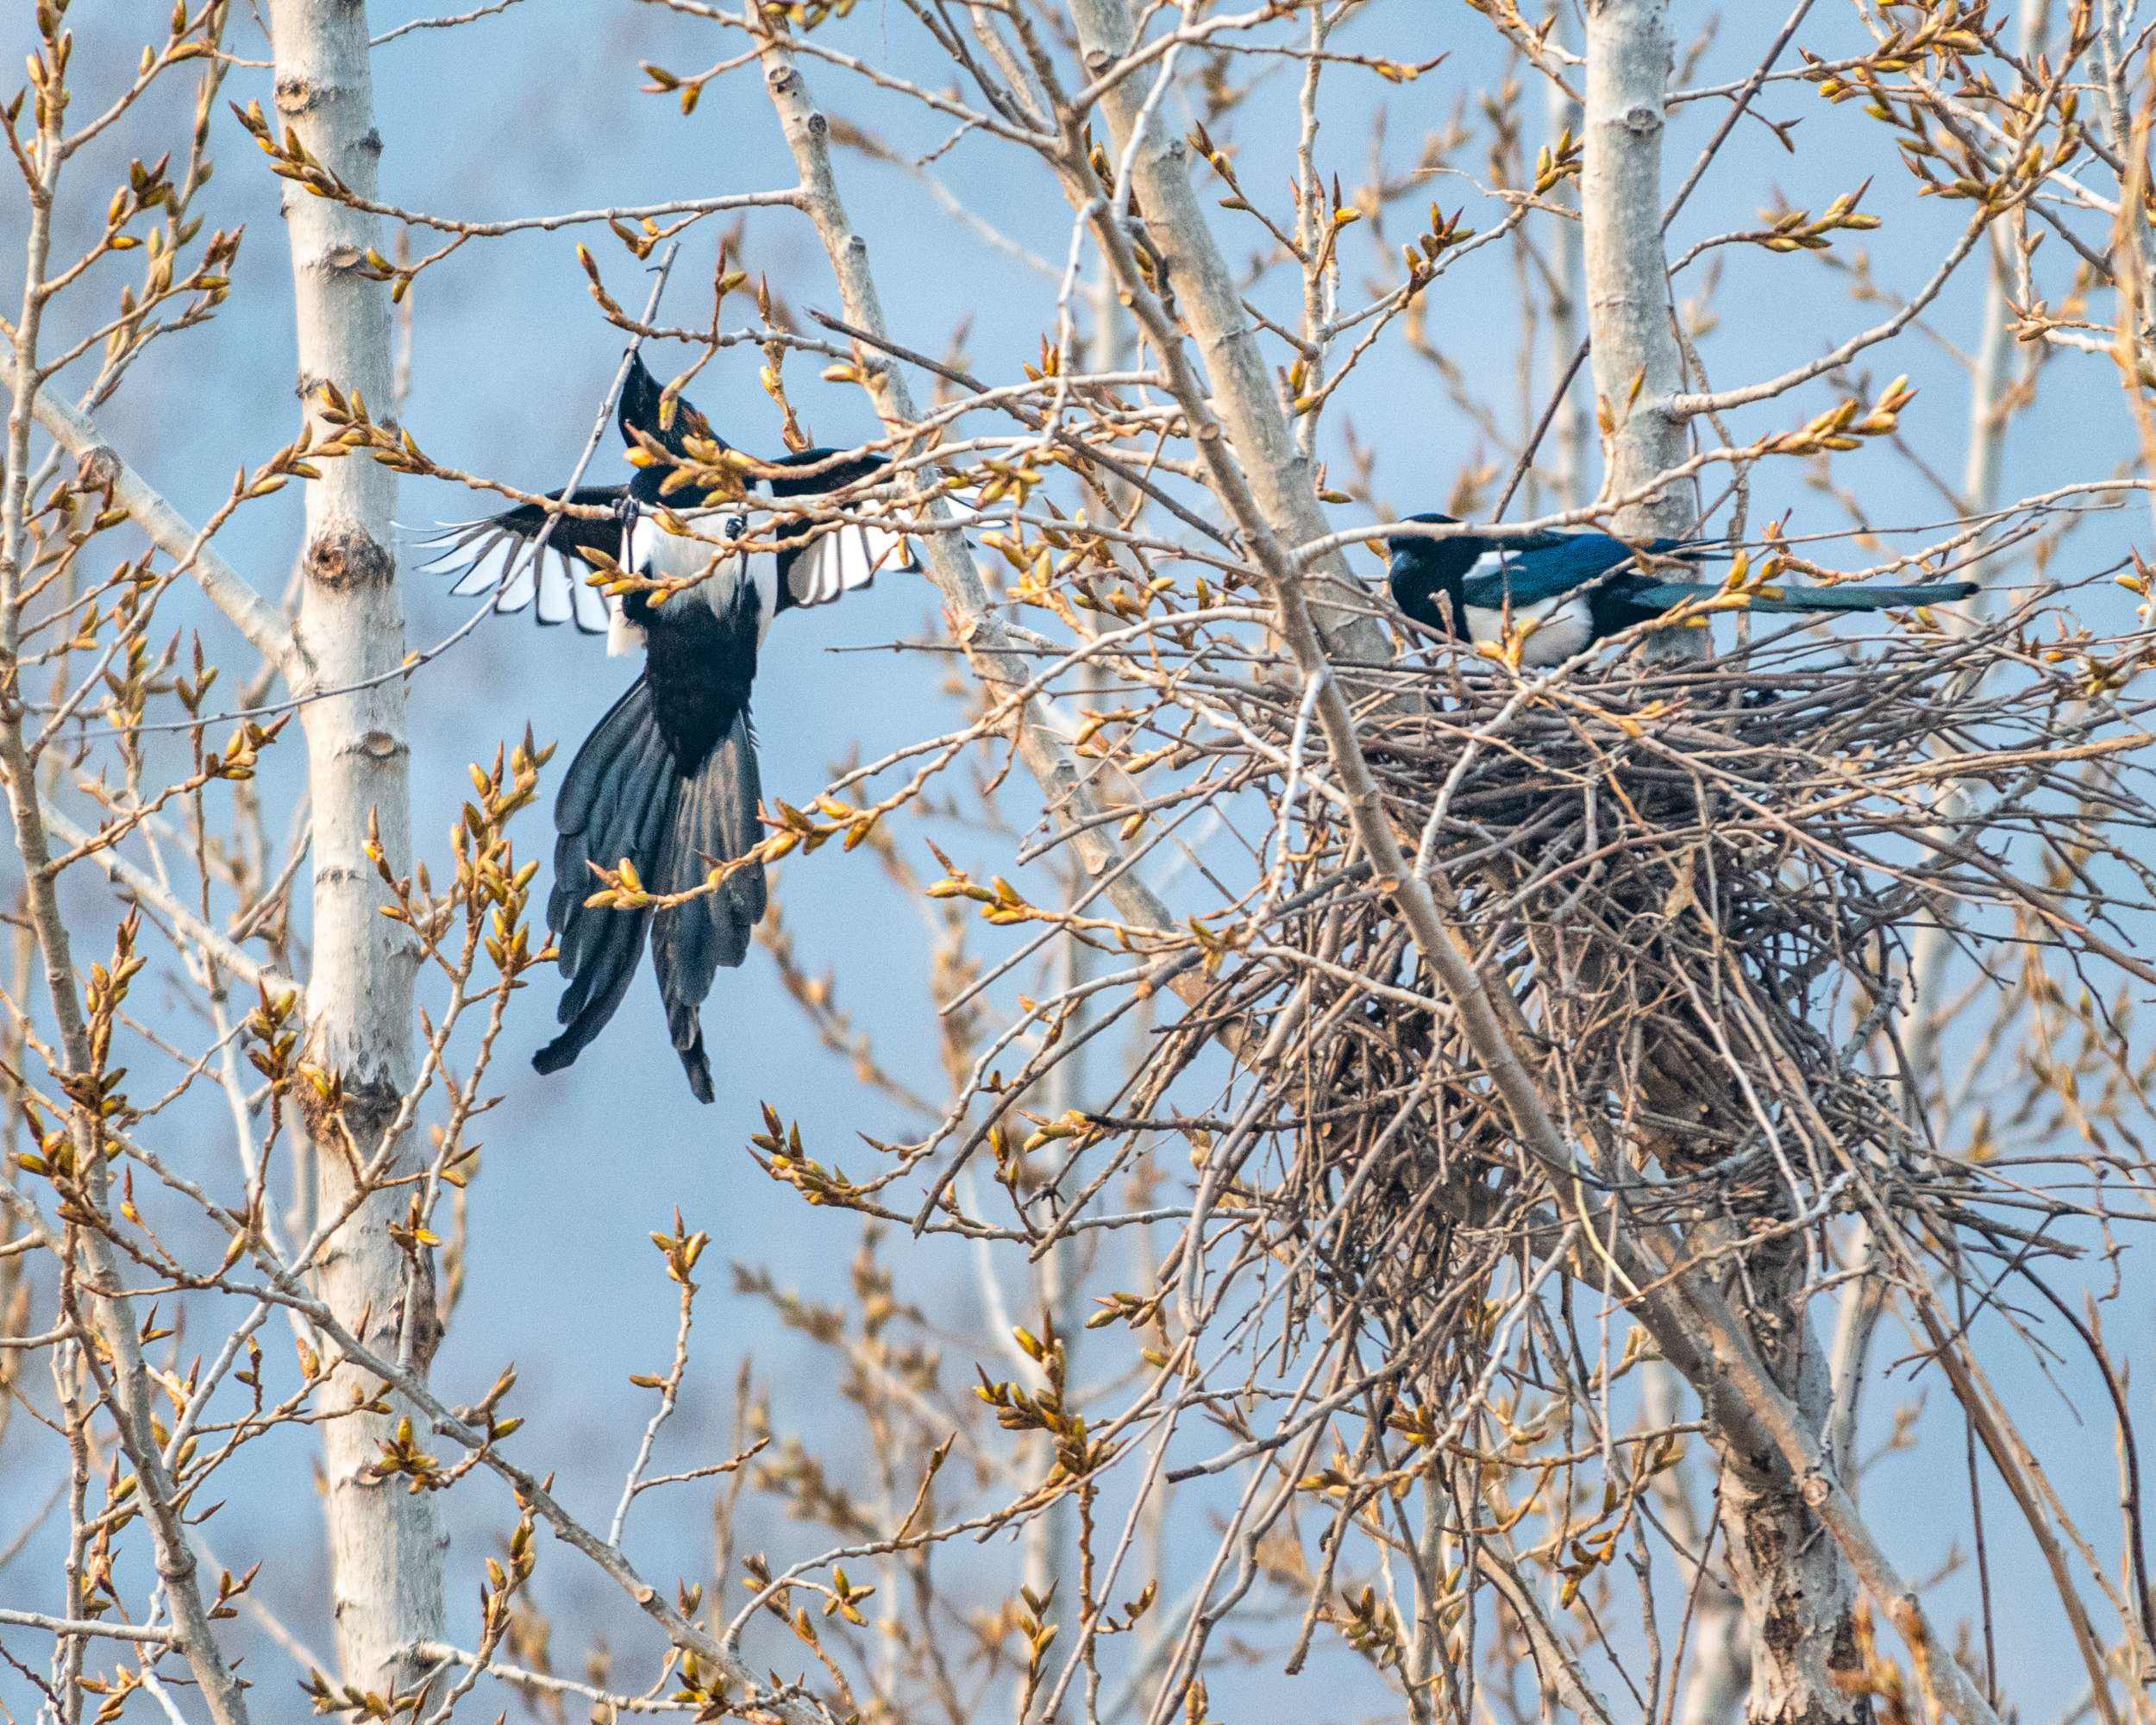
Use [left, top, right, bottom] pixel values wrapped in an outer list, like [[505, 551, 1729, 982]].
[[423, 354, 914, 1101], [1385, 512, 1977, 667]]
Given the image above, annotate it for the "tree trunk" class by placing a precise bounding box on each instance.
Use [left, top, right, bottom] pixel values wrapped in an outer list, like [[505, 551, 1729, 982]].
[[266, 0, 445, 1699], [1062, 0, 1388, 665], [1581, 0, 1695, 561], [1712, 1245, 1871, 1725], [1579, 9, 1865, 1722]]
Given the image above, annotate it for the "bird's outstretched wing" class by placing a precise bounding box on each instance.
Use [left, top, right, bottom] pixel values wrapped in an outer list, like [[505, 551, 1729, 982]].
[[763, 449, 920, 611], [418, 485, 625, 635]]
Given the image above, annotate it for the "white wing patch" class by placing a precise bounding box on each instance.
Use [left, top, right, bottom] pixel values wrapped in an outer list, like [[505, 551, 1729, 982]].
[[605, 597, 644, 658], [427, 479, 928, 656], [786, 523, 914, 608], [419, 517, 608, 637]]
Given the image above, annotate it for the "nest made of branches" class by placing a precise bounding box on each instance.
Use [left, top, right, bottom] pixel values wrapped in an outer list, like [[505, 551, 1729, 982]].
[[1183, 598, 2156, 1390]]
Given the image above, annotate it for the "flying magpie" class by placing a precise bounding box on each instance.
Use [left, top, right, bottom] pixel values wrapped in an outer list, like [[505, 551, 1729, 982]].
[[1384, 512, 1977, 668], [423, 354, 915, 1101]]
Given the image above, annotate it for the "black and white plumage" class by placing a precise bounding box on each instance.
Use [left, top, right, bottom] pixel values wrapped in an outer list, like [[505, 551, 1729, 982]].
[[425, 354, 915, 1101], [423, 485, 620, 633], [1384, 512, 1978, 668]]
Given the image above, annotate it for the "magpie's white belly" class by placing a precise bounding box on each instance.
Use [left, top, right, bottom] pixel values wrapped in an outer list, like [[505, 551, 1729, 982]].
[[1463, 591, 1594, 666], [624, 507, 777, 643]]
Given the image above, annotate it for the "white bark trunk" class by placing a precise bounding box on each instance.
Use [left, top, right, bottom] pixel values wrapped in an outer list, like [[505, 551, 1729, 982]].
[[266, 0, 444, 1696], [1581, 0, 1696, 585], [1582, 12, 1863, 1720], [1712, 1247, 1871, 1725]]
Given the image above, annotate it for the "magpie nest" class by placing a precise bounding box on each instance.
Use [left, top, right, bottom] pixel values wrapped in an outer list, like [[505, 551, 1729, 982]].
[[1204, 599, 2156, 1364]]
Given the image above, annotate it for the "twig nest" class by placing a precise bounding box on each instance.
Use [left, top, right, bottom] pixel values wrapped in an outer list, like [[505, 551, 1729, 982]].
[[1235, 606, 2148, 1356]]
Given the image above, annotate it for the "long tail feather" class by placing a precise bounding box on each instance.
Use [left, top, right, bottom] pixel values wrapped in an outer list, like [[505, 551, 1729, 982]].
[[535, 679, 675, 1077], [649, 706, 766, 1103], [532, 677, 767, 1101], [1630, 578, 1978, 614]]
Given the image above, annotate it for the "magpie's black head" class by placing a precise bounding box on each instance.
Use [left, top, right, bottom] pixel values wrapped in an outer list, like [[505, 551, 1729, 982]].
[[617, 352, 722, 461], [1383, 512, 1485, 633]]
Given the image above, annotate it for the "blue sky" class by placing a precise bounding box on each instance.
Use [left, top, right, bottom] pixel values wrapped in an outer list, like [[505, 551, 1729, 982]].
[[3, 2, 2152, 1717]]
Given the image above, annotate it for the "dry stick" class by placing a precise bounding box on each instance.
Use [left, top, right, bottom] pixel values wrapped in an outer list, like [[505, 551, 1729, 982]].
[[781, 23, 1998, 1725], [0, 1609, 181, 1646], [1659, 0, 1821, 235], [1475, 1545, 1619, 1725], [0, 57, 257, 1725], [805, 307, 1238, 551], [1062, 0, 1388, 666], [1672, 204, 1996, 417], [37, 806, 300, 997], [755, 47, 1194, 982], [262, 0, 444, 1702], [0, 367, 300, 680], [1495, 0, 1816, 521], [412, 1643, 695, 1716]]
